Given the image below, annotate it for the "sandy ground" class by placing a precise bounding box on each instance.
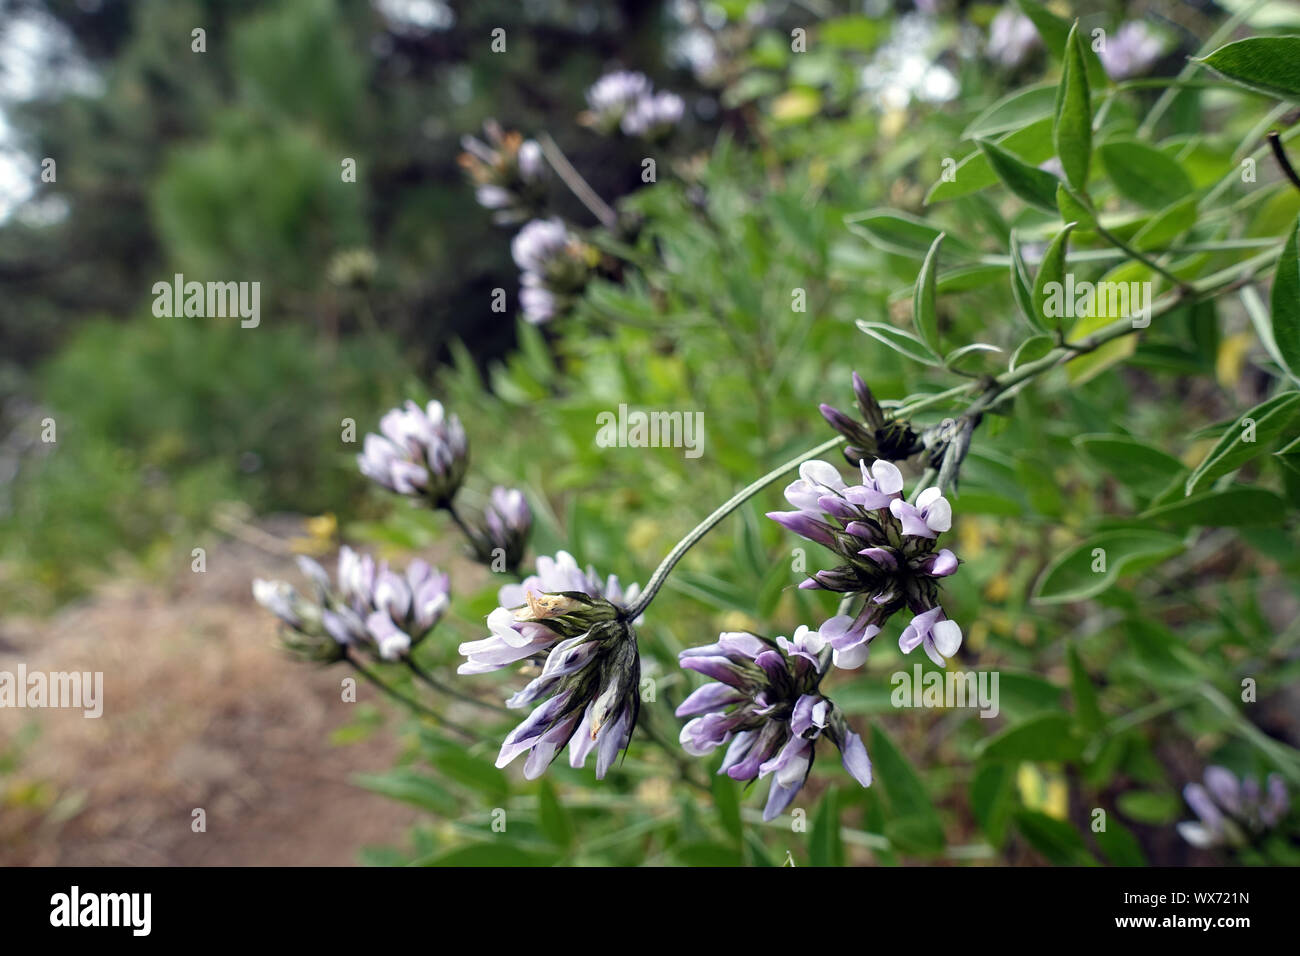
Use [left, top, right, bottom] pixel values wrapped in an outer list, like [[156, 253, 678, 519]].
[[0, 518, 441, 866]]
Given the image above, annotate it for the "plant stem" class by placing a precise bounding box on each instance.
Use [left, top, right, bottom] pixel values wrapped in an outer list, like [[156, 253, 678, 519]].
[[345, 651, 476, 738], [403, 656, 512, 716], [624, 434, 845, 619], [537, 132, 619, 230]]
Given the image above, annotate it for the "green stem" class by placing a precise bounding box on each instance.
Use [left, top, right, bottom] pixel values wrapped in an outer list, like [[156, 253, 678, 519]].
[[345, 651, 476, 738], [537, 131, 618, 230], [403, 656, 511, 716], [624, 434, 845, 619]]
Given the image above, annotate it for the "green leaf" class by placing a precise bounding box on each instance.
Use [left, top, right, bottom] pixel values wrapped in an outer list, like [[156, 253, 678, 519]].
[[977, 713, 1085, 762], [944, 342, 1002, 373], [1270, 216, 1300, 374], [711, 774, 743, 844], [870, 726, 945, 854], [963, 83, 1058, 138], [675, 841, 744, 866], [925, 118, 1055, 204], [1198, 36, 1300, 102], [1141, 486, 1290, 526], [1185, 391, 1300, 494], [1014, 810, 1099, 865], [420, 843, 558, 867], [1095, 817, 1148, 866], [1013, 0, 1071, 58], [1098, 139, 1195, 209], [913, 232, 945, 354], [1068, 645, 1104, 733], [1010, 333, 1055, 370], [1009, 235, 1039, 330], [1055, 183, 1096, 229], [970, 762, 1017, 847], [856, 320, 941, 365], [1132, 194, 1199, 251], [1117, 789, 1183, 824], [810, 790, 844, 867], [1032, 530, 1184, 604], [537, 779, 574, 848], [1032, 222, 1077, 333], [1053, 22, 1092, 192], [977, 138, 1060, 211], [351, 769, 459, 815], [428, 747, 510, 801], [1072, 433, 1185, 493], [845, 209, 967, 258]]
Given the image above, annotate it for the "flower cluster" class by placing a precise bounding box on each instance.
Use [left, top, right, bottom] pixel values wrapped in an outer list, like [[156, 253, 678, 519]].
[[479, 485, 532, 573], [986, 9, 1039, 69], [1178, 766, 1290, 849], [1098, 22, 1164, 80], [357, 399, 468, 505], [768, 458, 962, 668], [511, 217, 597, 325], [253, 547, 450, 662], [458, 119, 548, 224], [458, 550, 640, 675], [459, 551, 644, 779], [819, 371, 923, 467], [582, 70, 684, 140], [677, 629, 872, 820]]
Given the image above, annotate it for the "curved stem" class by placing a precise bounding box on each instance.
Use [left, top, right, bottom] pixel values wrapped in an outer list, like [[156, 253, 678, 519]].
[[403, 656, 512, 716], [537, 132, 618, 230], [625, 434, 846, 620], [345, 651, 475, 739]]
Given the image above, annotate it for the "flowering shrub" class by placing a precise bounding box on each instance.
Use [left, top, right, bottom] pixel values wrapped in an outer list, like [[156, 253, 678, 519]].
[[253, 5, 1300, 867]]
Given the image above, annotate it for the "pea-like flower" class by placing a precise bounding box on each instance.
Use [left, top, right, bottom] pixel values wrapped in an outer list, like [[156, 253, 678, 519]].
[[495, 615, 641, 780], [677, 628, 872, 820], [254, 547, 450, 663], [582, 70, 653, 133], [1098, 22, 1164, 80], [819, 371, 922, 467], [511, 218, 596, 325], [621, 91, 684, 139], [986, 9, 1039, 68], [458, 550, 641, 675], [767, 457, 962, 669], [458, 120, 548, 224], [1178, 766, 1290, 849], [357, 399, 468, 506], [479, 485, 532, 573]]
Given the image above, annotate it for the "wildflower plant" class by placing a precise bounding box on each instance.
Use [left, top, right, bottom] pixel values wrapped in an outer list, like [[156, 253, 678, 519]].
[[252, 4, 1300, 867]]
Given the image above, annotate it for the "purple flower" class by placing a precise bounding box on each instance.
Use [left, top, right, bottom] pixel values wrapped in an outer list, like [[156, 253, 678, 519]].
[[494, 615, 641, 780], [621, 91, 684, 139], [254, 547, 450, 663], [511, 218, 593, 325], [1098, 22, 1164, 80], [1178, 766, 1290, 849], [584, 70, 652, 132], [768, 455, 962, 670], [677, 630, 872, 821], [819, 371, 922, 465], [478, 485, 532, 573], [458, 550, 640, 675], [357, 400, 468, 505], [898, 605, 962, 667], [458, 120, 547, 224], [986, 9, 1039, 69], [889, 486, 952, 539]]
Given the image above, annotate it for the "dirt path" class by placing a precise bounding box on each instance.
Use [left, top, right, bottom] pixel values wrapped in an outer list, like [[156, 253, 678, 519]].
[[0, 518, 458, 866]]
